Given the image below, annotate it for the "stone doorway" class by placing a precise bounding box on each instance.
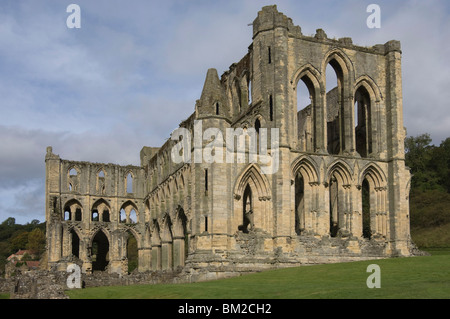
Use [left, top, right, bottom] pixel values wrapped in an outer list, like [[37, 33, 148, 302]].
[[92, 230, 109, 271]]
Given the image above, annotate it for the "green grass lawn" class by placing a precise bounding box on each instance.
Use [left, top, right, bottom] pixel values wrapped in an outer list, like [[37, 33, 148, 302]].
[[65, 249, 450, 299]]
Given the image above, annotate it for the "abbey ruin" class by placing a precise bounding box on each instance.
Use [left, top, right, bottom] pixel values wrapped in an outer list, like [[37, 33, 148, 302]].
[[45, 6, 414, 279]]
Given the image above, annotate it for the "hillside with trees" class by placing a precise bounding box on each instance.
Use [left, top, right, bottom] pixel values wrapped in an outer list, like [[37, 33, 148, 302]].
[[0, 218, 46, 275], [406, 134, 450, 248]]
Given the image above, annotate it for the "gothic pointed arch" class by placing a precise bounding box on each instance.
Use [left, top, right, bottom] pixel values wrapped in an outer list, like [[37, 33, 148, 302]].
[[358, 163, 388, 238], [89, 226, 111, 245], [67, 165, 80, 176], [150, 219, 161, 246], [125, 229, 139, 273], [92, 198, 110, 210], [67, 165, 80, 192], [120, 200, 139, 224], [326, 160, 353, 237], [354, 76, 383, 157], [63, 198, 82, 210], [172, 206, 188, 268], [96, 167, 106, 194], [69, 226, 81, 258], [63, 198, 83, 221], [359, 162, 386, 188], [291, 155, 320, 184], [291, 63, 324, 93], [355, 77, 381, 101], [125, 171, 134, 193], [323, 48, 356, 155], [291, 156, 321, 235], [291, 64, 326, 152], [322, 48, 355, 84], [233, 164, 272, 234], [173, 206, 187, 239], [326, 160, 353, 186], [149, 219, 162, 270], [232, 76, 244, 113], [67, 223, 83, 238], [124, 227, 141, 248], [160, 213, 173, 243], [89, 227, 110, 271], [91, 198, 111, 222], [234, 164, 271, 200]]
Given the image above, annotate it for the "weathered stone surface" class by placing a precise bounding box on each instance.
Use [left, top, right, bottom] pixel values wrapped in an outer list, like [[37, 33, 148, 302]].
[[43, 5, 417, 283]]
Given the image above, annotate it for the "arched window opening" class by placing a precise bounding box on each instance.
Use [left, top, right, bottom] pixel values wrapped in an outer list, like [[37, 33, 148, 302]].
[[297, 78, 311, 112], [235, 80, 242, 112], [179, 208, 189, 260], [326, 61, 344, 155], [239, 184, 253, 233], [64, 208, 71, 221], [362, 179, 371, 239], [68, 168, 79, 192], [126, 173, 133, 193], [329, 174, 339, 237], [255, 118, 261, 153], [91, 231, 109, 271], [75, 208, 82, 221], [64, 201, 82, 222], [96, 170, 106, 195], [269, 95, 273, 121], [355, 86, 372, 157], [215, 102, 219, 115], [295, 173, 305, 235], [92, 210, 99, 222], [129, 209, 137, 224], [127, 231, 138, 273], [297, 76, 315, 152], [173, 208, 188, 268], [248, 80, 252, 105], [120, 208, 126, 223], [102, 209, 110, 222], [255, 118, 261, 135], [204, 169, 208, 194], [71, 229, 80, 258]]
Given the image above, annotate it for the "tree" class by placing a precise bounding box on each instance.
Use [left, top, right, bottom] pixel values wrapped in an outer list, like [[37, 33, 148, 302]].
[[2, 217, 15, 228], [10, 231, 29, 252], [26, 228, 46, 257], [430, 138, 450, 193], [404, 133, 442, 191]]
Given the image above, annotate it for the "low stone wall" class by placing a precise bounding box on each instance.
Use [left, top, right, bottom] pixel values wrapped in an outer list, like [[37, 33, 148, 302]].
[[0, 270, 69, 299], [0, 268, 185, 299]]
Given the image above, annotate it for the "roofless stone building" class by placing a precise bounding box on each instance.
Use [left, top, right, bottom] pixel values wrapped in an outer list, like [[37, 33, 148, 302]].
[[45, 6, 414, 278]]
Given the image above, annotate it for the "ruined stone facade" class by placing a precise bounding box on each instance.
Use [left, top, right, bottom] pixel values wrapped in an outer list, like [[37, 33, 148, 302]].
[[45, 6, 414, 277]]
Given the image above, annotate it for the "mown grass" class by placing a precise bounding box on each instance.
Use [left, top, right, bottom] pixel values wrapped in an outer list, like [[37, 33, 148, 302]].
[[66, 249, 450, 299]]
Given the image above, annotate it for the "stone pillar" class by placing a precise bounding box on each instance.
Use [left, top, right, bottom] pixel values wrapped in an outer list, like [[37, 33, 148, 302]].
[[384, 40, 411, 256], [150, 244, 160, 270], [173, 237, 185, 268], [161, 241, 173, 270], [138, 247, 152, 272]]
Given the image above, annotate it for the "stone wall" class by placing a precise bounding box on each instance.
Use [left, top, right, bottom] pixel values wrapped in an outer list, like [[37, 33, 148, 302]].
[[0, 268, 186, 299]]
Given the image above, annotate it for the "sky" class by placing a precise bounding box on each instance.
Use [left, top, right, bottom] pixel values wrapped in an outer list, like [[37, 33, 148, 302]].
[[0, 0, 449, 224]]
